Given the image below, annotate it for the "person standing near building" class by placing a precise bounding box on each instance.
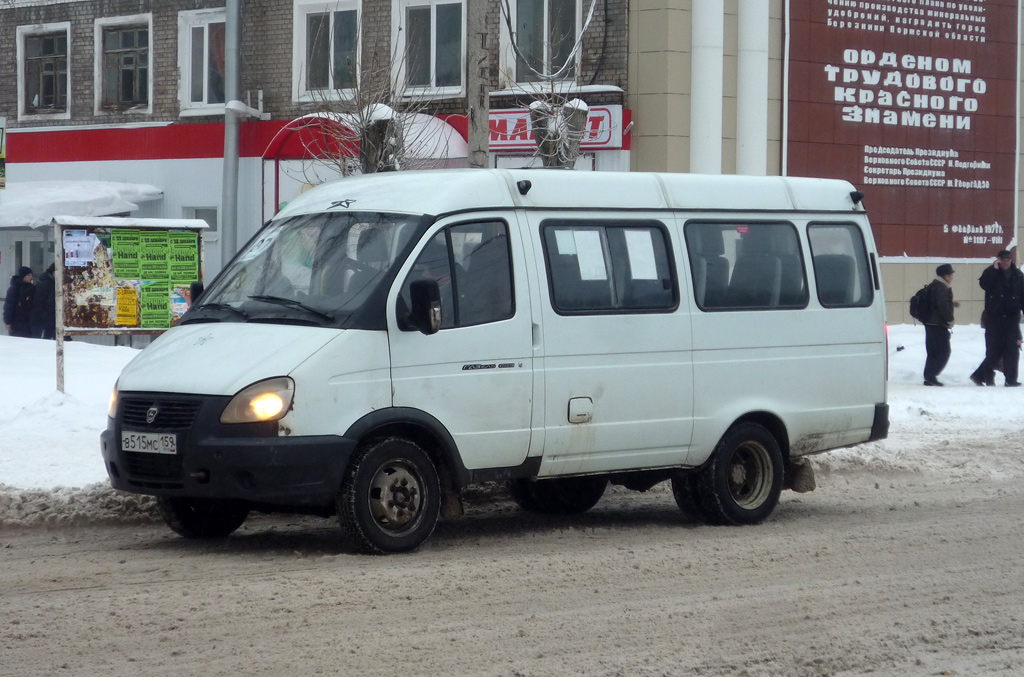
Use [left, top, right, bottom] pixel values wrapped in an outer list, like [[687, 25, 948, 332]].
[[924, 263, 957, 386], [30, 263, 57, 339], [970, 249, 1024, 387], [3, 266, 35, 338]]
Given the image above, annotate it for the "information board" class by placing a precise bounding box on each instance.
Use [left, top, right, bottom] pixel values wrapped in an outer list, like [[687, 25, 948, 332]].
[[786, 0, 1020, 259], [54, 217, 206, 333]]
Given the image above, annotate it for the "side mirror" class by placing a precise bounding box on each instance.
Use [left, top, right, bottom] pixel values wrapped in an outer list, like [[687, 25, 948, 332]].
[[189, 280, 205, 307], [408, 279, 442, 335]]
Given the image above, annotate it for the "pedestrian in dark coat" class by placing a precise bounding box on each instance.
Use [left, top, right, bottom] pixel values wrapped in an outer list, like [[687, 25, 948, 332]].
[[3, 266, 35, 338], [970, 250, 1024, 387], [923, 263, 957, 386], [30, 263, 57, 339]]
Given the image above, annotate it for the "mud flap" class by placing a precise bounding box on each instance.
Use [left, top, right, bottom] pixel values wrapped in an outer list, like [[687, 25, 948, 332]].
[[784, 457, 816, 493]]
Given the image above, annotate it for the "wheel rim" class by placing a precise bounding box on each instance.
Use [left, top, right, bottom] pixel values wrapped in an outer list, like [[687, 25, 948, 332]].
[[727, 440, 773, 509], [367, 459, 425, 534]]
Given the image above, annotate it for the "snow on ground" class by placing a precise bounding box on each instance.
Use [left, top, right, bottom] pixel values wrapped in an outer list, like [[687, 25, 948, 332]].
[[0, 324, 1021, 526]]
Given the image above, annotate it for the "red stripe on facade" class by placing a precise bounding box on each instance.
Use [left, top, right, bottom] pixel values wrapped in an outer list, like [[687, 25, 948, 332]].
[[8, 121, 292, 163]]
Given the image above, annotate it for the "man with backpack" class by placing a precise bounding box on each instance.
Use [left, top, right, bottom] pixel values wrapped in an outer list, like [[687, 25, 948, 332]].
[[923, 263, 957, 386], [970, 249, 1024, 387]]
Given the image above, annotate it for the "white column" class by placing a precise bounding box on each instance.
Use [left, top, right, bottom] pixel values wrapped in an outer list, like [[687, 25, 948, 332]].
[[737, 0, 770, 175], [690, 0, 724, 174]]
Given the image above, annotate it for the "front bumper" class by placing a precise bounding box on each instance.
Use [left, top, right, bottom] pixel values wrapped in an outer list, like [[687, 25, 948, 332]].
[[100, 392, 356, 509]]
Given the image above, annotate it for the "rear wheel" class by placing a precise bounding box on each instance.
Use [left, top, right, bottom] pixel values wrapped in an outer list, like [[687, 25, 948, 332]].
[[156, 497, 249, 539], [694, 422, 783, 525], [508, 476, 607, 514], [337, 437, 441, 554]]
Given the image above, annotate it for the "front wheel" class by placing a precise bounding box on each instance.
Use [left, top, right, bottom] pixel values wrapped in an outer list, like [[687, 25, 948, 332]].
[[337, 437, 441, 554], [156, 497, 249, 539], [694, 422, 784, 526]]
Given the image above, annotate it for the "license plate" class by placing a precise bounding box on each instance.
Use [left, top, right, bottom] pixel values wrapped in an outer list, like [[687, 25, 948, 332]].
[[121, 431, 178, 455]]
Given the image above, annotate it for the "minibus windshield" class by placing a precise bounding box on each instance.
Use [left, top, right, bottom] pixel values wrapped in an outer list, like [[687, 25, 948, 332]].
[[190, 211, 422, 326]]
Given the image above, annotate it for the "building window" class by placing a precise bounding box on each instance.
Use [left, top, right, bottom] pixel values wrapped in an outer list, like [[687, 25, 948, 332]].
[[16, 23, 71, 120], [511, 0, 579, 84], [293, 1, 360, 100], [393, 0, 464, 95], [95, 15, 153, 114], [178, 10, 226, 113], [541, 221, 677, 314]]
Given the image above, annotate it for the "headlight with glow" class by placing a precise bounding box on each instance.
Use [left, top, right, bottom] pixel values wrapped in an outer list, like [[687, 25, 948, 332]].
[[107, 388, 119, 419], [220, 377, 295, 424]]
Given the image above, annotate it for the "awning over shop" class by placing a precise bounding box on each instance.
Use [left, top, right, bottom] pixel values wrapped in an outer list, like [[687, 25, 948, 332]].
[[264, 111, 469, 162], [0, 181, 163, 230]]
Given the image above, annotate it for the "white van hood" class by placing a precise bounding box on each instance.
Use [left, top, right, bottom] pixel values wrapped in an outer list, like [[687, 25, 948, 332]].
[[116, 323, 343, 396]]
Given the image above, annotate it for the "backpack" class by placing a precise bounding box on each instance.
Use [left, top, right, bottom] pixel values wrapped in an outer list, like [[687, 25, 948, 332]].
[[909, 285, 931, 323]]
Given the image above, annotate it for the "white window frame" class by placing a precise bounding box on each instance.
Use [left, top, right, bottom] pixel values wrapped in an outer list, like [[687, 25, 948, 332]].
[[94, 14, 154, 116], [292, 0, 362, 102], [390, 0, 466, 99], [16, 22, 72, 122], [498, 0, 582, 91], [177, 9, 227, 117]]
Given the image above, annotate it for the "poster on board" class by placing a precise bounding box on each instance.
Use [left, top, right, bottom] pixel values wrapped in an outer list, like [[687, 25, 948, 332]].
[[55, 217, 206, 332], [786, 0, 1020, 259]]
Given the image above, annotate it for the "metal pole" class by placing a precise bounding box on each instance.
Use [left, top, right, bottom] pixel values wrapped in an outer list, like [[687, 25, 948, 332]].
[[221, 0, 241, 258], [54, 220, 65, 393]]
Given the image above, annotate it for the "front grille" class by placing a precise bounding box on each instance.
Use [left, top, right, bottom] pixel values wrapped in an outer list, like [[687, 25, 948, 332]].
[[122, 398, 202, 430], [124, 451, 183, 480]]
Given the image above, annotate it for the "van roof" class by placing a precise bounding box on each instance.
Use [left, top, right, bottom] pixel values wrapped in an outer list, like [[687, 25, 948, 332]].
[[272, 169, 864, 220]]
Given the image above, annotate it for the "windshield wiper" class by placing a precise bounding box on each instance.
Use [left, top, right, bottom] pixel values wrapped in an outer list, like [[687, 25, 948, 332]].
[[248, 295, 334, 322], [194, 302, 249, 319]]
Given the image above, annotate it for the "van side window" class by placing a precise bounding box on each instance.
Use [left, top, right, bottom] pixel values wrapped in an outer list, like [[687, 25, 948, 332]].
[[685, 222, 808, 311], [808, 223, 874, 308], [541, 222, 676, 313], [398, 221, 514, 329]]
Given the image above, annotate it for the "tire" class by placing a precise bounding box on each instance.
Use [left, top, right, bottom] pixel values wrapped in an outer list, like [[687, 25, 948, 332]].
[[156, 497, 249, 539], [694, 422, 784, 526], [509, 476, 607, 514], [670, 471, 709, 522], [337, 437, 441, 554]]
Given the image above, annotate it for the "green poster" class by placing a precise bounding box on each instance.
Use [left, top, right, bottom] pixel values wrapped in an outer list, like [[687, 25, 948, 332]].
[[111, 229, 141, 280], [168, 231, 199, 282], [140, 231, 168, 281], [140, 282, 170, 328]]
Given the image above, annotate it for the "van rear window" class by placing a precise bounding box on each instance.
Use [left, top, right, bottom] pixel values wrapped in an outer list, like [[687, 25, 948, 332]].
[[685, 222, 808, 311], [807, 223, 874, 308], [541, 221, 677, 314]]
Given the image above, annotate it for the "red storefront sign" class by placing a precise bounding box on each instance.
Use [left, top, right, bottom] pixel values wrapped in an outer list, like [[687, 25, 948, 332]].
[[786, 0, 1020, 258], [488, 106, 625, 151]]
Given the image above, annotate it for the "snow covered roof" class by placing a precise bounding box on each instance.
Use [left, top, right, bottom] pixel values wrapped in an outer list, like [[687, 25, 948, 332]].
[[0, 181, 163, 230]]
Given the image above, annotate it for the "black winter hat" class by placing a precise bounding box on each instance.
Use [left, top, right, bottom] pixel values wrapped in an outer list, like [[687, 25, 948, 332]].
[[936, 264, 954, 277], [17, 266, 33, 279]]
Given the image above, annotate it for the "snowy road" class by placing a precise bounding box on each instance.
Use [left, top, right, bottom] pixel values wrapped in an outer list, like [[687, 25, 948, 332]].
[[3, 327, 1024, 674], [2, 469, 1023, 677]]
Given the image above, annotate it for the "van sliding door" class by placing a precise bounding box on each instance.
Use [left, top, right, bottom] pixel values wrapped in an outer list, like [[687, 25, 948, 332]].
[[532, 216, 695, 475]]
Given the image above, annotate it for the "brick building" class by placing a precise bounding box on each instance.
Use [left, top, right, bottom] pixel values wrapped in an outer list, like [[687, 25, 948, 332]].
[[0, 0, 632, 293]]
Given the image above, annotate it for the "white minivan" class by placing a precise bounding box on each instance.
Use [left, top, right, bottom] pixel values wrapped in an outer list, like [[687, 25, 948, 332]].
[[101, 169, 889, 553]]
